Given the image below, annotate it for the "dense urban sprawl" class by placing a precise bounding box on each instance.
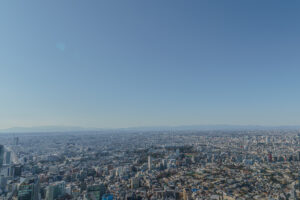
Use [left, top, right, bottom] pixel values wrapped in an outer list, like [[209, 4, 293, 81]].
[[1, 130, 300, 199]]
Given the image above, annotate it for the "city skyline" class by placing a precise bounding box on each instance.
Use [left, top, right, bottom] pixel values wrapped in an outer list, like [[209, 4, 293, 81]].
[[2, 1, 300, 200], [2, 0, 300, 128]]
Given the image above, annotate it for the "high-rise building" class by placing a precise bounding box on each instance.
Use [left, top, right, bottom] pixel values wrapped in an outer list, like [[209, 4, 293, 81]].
[[176, 149, 180, 157], [12, 164, 22, 177], [265, 136, 269, 144], [5, 151, 11, 165], [0, 175, 7, 193], [298, 171, 300, 190], [0, 145, 4, 167], [46, 181, 66, 200], [18, 177, 40, 200], [162, 159, 168, 169], [148, 156, 152, 170], [0, 165, 12, 177], [14, 137, 19, 145]]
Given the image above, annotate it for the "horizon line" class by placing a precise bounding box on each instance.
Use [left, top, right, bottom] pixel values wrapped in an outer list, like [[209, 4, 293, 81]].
[[1, 124, 300, 132]]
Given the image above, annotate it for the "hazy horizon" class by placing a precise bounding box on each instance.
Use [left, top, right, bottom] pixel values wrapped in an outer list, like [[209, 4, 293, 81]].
[[2, 124, 300, 133]]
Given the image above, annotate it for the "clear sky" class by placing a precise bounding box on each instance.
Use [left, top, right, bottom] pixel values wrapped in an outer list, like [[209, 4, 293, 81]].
[[1, 0, 300, 129]]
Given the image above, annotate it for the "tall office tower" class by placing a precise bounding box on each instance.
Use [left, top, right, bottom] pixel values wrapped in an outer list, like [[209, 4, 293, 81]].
[[5, 151, 11, 165], [0, 175, 7, 193], [18, 177, 40, 200], [148, 156, 152, 170], [14, 137, 19, 145], [176, 149, 180, 157], [0, 145, 4, 167], [298, 171, 300, 190], [265, 136, 268, 144], [12, 164, 22, 177], [46, 181, 66, 200], [162, 159, 168, 169]]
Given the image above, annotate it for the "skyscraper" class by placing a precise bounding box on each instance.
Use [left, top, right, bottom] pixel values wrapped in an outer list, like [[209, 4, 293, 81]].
[[14, 137, 19, 145], [46, 181, 66, 200], [0, 145, 4, 167], [148, 156, 152, 170], [18, 177, 40, 200], [176, 149, 180, 157], [0, 175, 7, 193], [5, 151, 11, 165]]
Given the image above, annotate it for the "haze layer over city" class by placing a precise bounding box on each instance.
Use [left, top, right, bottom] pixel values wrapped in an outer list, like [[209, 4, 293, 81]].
[[1, 1, 300, 200]]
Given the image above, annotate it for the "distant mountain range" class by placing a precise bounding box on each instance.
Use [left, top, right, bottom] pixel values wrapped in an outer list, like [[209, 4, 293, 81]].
[[0, 126, 98, 133], [1, 125, 300, 133]]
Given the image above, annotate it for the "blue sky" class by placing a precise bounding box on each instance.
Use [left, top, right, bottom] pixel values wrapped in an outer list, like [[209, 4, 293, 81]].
[[1, 0, 300, 129]]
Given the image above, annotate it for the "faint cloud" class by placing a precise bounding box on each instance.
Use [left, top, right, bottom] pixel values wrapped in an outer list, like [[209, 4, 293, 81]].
[[56, 42, 66, 51]]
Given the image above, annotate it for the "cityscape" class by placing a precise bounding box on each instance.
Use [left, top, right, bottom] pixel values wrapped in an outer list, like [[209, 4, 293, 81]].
[[1, 129, 300, 199], [2, 0, 300, 199]]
